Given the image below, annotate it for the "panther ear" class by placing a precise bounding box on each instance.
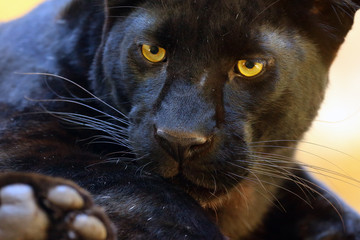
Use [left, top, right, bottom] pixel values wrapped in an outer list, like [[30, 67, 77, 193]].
[[309, 0, 359, 35], [284, 0, 360, 64], [105, 0, 145, 20], [90, 0, 146, 101]]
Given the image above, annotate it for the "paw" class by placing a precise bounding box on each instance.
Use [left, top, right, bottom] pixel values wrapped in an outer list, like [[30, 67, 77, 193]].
[[0, 173, 115, 240]]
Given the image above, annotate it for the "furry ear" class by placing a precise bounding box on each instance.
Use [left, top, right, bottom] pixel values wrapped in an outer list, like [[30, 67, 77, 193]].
[[106, 0, 144, 7], [284, 0, 360, 64], [90, 0, 146, 101], [102, 0, 146, 32], [105, 0, 145, 18], [310, 0, 359, 35]]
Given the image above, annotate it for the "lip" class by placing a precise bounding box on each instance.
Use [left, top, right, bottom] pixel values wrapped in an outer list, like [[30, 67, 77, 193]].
[[167, 174, 229, 203]]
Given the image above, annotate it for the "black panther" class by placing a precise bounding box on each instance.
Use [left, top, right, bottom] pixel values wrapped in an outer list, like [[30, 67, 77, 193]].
[[0, 0, 359, 239]]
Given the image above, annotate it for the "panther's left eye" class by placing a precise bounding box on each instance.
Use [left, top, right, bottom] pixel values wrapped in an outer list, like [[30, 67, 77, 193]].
[[235, 60, 265, 78], [141, 44, 167, 63]]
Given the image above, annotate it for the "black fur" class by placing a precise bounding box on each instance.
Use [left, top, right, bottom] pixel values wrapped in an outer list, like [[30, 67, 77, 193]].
[[1, 0, 360, 239]]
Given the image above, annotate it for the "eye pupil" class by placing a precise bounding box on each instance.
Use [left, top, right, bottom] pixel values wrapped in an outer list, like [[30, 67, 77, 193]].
[[245, 61, 255, 69], [150, 46, 159, 54]]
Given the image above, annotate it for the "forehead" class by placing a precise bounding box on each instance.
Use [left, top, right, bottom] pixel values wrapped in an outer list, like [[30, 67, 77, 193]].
[[138, 0, 291, 57], [144, 0, 283, 31]]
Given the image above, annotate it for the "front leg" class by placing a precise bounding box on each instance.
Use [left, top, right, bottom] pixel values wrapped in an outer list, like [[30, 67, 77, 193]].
[[0, 108, 225, 239], [0, 169, 226, 240]]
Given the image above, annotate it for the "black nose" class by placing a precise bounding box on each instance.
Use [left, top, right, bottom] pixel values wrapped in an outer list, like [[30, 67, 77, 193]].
[[155, 128, 212, 161]]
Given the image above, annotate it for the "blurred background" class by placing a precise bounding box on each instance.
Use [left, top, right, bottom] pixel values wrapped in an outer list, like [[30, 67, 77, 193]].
[[1, 1, 360, 212]]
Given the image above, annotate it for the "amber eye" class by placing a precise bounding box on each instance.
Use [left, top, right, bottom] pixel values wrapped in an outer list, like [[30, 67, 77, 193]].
[[141, 44, 166, 63], [236, 60, 265, 78]]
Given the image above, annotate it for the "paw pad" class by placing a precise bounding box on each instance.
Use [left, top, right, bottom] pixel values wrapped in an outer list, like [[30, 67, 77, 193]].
[[0, 184, 49, 240], [48, 185, 84, 210], [72, 214, 107, 240]]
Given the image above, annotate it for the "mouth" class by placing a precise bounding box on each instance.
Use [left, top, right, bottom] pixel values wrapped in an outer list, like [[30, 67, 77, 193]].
[[167, 174, 230, 203]]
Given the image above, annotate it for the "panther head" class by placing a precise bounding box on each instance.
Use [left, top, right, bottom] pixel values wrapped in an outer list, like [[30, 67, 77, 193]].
[[91, 0, 359, 205]]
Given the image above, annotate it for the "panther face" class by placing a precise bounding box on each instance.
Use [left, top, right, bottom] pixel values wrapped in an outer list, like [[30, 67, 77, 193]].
[[92, 0, 355, 204]]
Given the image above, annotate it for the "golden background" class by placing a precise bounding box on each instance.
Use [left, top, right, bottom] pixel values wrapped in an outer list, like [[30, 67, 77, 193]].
[[1, 1, 360, 212]]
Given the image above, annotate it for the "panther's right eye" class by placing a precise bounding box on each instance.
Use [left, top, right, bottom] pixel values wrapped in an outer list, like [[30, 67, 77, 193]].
[[235, 60, 265, 78], [141, 44, 167, 63]]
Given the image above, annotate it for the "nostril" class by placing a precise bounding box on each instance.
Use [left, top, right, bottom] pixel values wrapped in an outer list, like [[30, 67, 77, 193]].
[[154, 128, 212, 160], [156, 129, 208, 147], [188, 136, 213, 152]]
